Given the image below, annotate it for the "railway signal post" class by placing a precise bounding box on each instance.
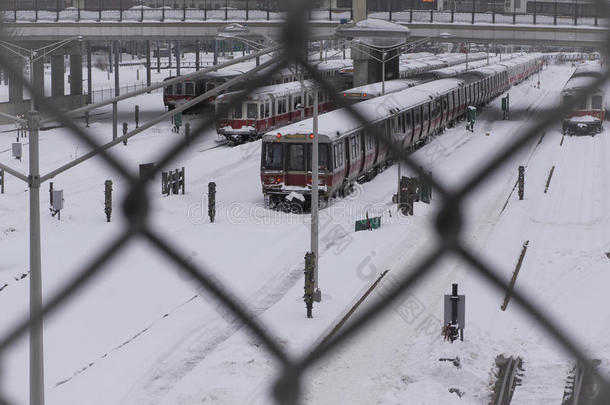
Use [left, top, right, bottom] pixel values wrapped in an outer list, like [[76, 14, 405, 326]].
[[443, 283, 465, 342]]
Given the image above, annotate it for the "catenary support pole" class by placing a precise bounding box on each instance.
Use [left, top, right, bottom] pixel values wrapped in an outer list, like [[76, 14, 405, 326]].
[[113, 41, 119, 140], [175, 41, 181, 76], [146, 40, 151, 88], [28, 109, 44, 405], [312, 85, 320, 301], [195, 40, 200, 70], [87, 41, 92, 104]]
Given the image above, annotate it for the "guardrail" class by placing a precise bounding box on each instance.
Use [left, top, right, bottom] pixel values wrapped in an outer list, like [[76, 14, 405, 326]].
[[0, 7, 603, 27]]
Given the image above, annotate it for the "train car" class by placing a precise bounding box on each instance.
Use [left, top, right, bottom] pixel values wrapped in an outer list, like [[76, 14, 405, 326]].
[[260, 54, 543, 210], [399, 52, 488, 78], [561, 63, 605, 135], [215, 76, 351, 144], [163, 59, 352, 112], [339, 57, 506, 104]]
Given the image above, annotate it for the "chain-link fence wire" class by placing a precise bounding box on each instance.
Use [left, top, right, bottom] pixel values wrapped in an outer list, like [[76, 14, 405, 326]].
[[1, 0, 610, 403]]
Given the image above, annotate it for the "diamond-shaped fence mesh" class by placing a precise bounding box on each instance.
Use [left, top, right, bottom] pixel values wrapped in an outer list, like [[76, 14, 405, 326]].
[[1, 0, 610, 403]]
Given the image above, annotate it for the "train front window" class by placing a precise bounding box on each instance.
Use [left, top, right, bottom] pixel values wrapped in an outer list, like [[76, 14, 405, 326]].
[[185, 82, 194, 95], [233, 104, 242, 119], [578, 99, 587, 110], [176, 83, 183, 94], [164, 85, 173, 95], [592, 95, 603, 110], [247, 103, 258, 119], [217, 102, 229, 118], [287, 144, 305, 171], [307, 144, 329, 171], [263, 143, 283, 170]]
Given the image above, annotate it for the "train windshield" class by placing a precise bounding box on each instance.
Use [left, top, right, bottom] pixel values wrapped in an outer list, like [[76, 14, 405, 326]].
[[287, 144, 306, 171], [247, 103, 258, 119], [217, 102, 229, 118], [592, 95, 603, 110], [263, 143, 283, 170], [307, 144, 329, 171]]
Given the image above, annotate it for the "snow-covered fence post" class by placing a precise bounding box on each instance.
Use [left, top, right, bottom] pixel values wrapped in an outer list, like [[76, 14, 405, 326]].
[[518, 166, 525, 200], [85, 110, 89, 128], [104, 180, 113, 222], [304, 252, 315, 318], [49, 182, 54, 207], [0, 168, 4, 194], [122, 122, 128, 145], [135, 105, 139, 128], [208, 181, 216, 223]]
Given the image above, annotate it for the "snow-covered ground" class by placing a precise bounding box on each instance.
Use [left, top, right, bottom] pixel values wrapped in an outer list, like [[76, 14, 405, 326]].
[[1, 63, 608, 404]]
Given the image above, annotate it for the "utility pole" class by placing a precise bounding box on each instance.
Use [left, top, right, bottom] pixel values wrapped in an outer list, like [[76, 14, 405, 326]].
[[311, 85, 320, 303], [28, 47, 44, 405], [381, 50, 386, 95]]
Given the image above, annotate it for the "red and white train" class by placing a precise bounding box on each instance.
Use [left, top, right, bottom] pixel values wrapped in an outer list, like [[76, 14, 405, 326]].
[[162, 59, 352, 112], [260, 54, 543, 210], [215, 53, 498, 144], [215, 77, 351, 144], [561, 63, 605, 135]]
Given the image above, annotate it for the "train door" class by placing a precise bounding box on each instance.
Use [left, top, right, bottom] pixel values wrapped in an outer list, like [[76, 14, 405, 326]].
[[447, 93, 454, 123], [413, 106, 422, 141], [344, 137, 351, 182], [405, 110, 413, 146], [422, 103, 430, 138], [270, 95, 277, 127]]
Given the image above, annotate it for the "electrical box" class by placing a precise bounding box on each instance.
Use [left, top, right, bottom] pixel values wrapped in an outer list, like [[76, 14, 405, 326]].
[[12, 142, 22, 160], [467, 106, 476, 123], [52, 190, 64, 212]]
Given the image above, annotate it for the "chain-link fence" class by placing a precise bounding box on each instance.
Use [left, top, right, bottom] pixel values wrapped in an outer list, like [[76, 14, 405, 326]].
[[1, 0, 610, 404]]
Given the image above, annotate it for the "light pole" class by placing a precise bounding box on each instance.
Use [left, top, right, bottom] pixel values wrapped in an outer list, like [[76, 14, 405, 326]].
[[0, 36, 81, 405], [311, 84, 320, 303]]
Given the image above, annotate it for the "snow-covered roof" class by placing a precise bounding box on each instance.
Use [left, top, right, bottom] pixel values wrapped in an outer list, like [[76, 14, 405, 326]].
[[340, 79, 421, 98], [265, 85, 439, 141]]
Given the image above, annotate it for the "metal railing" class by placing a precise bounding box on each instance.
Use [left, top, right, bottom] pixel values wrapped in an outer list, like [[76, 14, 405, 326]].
[[88, 81, 163, 104], [0, 4, 605, 27], [0, 0, 610, 404]]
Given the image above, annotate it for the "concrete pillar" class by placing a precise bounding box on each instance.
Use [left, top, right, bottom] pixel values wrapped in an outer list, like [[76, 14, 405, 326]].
[[32, 58, 44, 108], [8, 57, 23, 103], [146, 40, 151, 87], [353, 0, 366, 22], [70, 54, 83, 96], [51, 54, 65, 97]]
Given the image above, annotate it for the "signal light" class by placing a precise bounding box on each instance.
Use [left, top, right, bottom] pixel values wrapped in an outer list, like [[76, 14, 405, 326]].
[[343, 93, 346, 97], [363, 93, 367, 97], [309, 134, 314, 139], [276, 177, 281, 183], [276, 133, 281, 138]]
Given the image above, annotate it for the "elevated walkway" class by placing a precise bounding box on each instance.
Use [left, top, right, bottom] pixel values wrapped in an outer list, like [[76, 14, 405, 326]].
[[3, 19, 606, 48]]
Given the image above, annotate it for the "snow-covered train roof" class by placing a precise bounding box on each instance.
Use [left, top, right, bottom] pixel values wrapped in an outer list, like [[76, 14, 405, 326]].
[[264, 54, 543, 142], [216, 80, 317, 103], [572, 63, 603, 77], [340, 79, 422, 99], [265, 87, 437, 141]]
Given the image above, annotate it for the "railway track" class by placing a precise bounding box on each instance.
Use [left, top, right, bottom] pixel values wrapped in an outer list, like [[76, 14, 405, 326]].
[[563, 361, 601, 405], [492, 355, 523, 405]]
